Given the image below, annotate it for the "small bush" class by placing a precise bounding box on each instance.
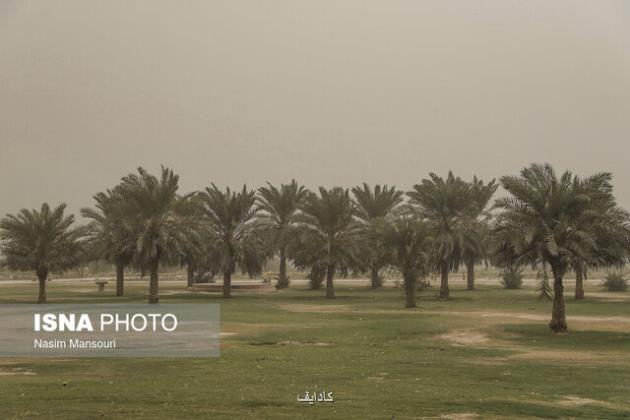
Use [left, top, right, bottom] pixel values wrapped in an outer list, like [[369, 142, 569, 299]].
[[501, 266, 523, 289], [603, 272, 628, 292], [308, 266, 325, 290], [417, 278, 432, 290]]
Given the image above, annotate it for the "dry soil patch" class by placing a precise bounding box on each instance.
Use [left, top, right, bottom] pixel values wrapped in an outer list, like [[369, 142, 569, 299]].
[[440, 330, 489, 345], [278, 304, 351, 313], [0, 367, 36, 376]]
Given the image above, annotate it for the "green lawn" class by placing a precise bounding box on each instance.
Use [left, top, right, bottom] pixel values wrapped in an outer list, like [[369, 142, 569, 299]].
[[1, 280, 630, 419]]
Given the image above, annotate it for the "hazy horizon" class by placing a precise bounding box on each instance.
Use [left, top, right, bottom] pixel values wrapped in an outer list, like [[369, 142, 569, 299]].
[[1, 1, 629, 218]]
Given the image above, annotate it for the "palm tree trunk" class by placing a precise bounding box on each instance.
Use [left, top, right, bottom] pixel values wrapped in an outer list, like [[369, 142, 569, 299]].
[[148, 258, 159, 304], [466, 259, 475, 291], [439, 260, 449, 299], [370, 265, 381, 290], [278, 246, 288, 289], [115, 261, 124, 297], [37, 270, 47, 304], [404, 273, 417, 308], [223, 271, 232, 298], [309, 266, 324, 290], [549, 266, 567, 333], [187, 263, 195, 288], [574, 267, 585, 300], [326, 264, 335, 298]]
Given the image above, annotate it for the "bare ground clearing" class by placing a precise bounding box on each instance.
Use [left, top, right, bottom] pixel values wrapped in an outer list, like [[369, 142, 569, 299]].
[[278, 303, 352, 313]]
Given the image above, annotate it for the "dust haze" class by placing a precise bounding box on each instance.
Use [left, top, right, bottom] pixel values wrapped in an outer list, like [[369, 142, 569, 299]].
[[1, 0, 629, 217]]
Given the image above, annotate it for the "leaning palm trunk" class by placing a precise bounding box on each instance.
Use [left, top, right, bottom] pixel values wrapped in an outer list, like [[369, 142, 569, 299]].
[[404, 273, 417, 308], [466, 260, 475, 290], [115, 261, 125, 297], [37, 270, 47, 304], [277, 247, 289, 289], [439, 260, 449, 298], [326, 264, 335, 298], [549, 267, 567, 332], [370, 265, 382, 289], [223, 271, 232, 298], [574, 267, 585, 300], [148, 258, 159, 304]]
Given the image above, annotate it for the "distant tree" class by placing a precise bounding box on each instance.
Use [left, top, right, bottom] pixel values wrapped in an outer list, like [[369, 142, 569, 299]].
[[173, 193, 213, 288], [408, 172, 473, 298], [603, 272, 628, 292], [201, 185, 269, 297], [296, 187, 361, 298], [117, 166, 195, 303], [0, 203, 84, 303], [569, 178, 630, 300], [287, 232, 326, 290], [380, 215, 433, 308], [462, 177, 498, 290], [257, 180, 309, 289], [352, 183, 404, 289], [493, 163, 624, 332], [81, 189, 134, 296]]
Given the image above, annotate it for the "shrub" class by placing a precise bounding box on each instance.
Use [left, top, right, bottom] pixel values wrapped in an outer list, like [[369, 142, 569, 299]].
[[603, 272, 628, 292], [501, 266, 523, 289], [308, 266, 325, 290]]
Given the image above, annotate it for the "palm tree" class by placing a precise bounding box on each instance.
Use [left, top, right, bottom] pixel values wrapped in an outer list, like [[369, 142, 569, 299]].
[[257, 180, 309, 289], [81, 189, 135, 296], [380, 215, 433, 307], [201, 184, 268, 297], [493, 163, 624, 332], [117, 166, 195, 303], [352, 183, 404, 289], [173, 193, 209, 288], [296, 187, 361, 298], [0, 203, 84, 303], [462, 177, 498, 290], [408, 172, 473, 298], [570, 175, 630, 300], [286, 219, 331, 291]]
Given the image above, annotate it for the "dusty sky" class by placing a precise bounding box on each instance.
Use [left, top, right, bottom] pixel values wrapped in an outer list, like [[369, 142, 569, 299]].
[[1, 0, 629, 218]]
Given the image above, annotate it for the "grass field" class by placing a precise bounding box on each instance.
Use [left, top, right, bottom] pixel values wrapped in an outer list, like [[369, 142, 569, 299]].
[[1, 279, 630, 419]]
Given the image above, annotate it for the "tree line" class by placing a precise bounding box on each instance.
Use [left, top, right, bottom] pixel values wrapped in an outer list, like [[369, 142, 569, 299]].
[[1, 163, 629, 333]]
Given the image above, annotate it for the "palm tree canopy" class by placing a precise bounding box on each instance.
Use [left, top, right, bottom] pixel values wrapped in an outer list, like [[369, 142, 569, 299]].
[[493, 163, 629, 275], [203, 184, 259, 242], [201, 184, 269, 275], [116, 166, 195, 267], [81, 188, 135, 265], [0, 203, 84, 274], [571, 172, 630, 270], [172, 192, 210, 266], [257, 180, 308, 249], [462, 176, 499, 263], [380, 216, 433, 279], [257, 180, 308, 228], [295, 187, 361, 267], [348, 184, 404, 282], [469, 176, 499, 217], [352, 183, 404, 221], [407, 172, 475, 269]]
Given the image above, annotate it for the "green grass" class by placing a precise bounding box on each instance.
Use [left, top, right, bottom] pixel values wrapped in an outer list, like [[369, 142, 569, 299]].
[[1, 281, 630, 419]]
